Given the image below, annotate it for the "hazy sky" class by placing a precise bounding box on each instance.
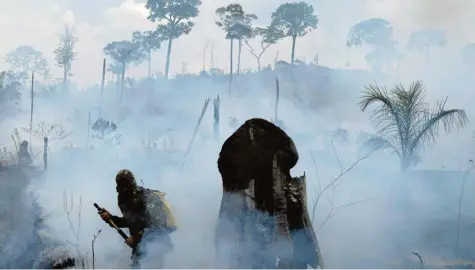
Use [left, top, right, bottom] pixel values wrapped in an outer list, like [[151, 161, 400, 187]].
[[0, 0, 474, 86]]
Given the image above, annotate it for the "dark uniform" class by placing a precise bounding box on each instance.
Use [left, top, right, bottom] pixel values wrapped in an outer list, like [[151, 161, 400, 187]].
[[107, 169, 173, 268]]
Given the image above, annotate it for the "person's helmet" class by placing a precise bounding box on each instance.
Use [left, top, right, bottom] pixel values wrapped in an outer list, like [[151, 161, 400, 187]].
[[115, 169, 137, 193], [21, 140, 28, 147]]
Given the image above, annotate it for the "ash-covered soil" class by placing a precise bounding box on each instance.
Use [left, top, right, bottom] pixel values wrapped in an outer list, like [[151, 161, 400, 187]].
[[0, 165, 74, 268]]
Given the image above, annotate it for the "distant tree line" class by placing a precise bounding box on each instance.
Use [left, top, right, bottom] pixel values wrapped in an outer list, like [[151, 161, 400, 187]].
[[3, 0, 475, 88]]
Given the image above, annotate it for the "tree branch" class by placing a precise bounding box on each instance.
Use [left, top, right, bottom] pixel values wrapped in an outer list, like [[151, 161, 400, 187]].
[[315, 198, 368, 232], [331, 140, 343, 173], [412, 251, 424, 269], [259, 42, 271, 58], [309, 150, 322, 222], [314, 149, 374, 216], [92, 229, 102, 270], [310, 147, 375, 228], [244, 40, 259, 59], [63, 191, 86, 268]]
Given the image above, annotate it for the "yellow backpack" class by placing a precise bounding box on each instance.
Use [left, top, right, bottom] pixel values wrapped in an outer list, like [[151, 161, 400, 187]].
[[145, 190, 177, 232]]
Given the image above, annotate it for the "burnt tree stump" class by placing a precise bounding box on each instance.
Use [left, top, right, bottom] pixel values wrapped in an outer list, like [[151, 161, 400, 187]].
[[216, 118, 324, 269]]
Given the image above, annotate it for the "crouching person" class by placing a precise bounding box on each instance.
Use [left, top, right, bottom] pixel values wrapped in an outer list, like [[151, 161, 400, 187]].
[[100, 169, 177, 268]]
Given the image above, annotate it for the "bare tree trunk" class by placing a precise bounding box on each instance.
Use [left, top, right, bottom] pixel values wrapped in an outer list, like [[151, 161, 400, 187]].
[[274, 77, 279, 123], [237, 39, 242, 75], [455, 162, 474, 251], [290, 36, 297, 77], [213, 95, 220, 142], [165, 37, 173, 79], [202, 42, 209, 72], [216, 119, 324, 269], [63, 66, 68, 91], [100, 58, 106, 117], [115, 74, 120, 100], [29, 72, 34, 153], [180, 98, 210, 170], [87, 112, 91, 149], [210, 45, 215, 69], [148, 51, 151, 78], [345, 46, 350, 66], [120, 62, 126, 106], [43, 136, 48, 170], [229, 38, 234, 97], [291, 35, 297, 65]]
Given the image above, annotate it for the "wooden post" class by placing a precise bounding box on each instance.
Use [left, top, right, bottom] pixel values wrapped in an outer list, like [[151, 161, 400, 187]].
[[180, 98, 210, 170], [213, 95, 220, 142], [29, 72, 34, 153], [100, 58, 106, 117], [43, 136, 48, 170], [274, 76, 280, 124], [228, 40, 233, 98], [87, 112, 91, 149]]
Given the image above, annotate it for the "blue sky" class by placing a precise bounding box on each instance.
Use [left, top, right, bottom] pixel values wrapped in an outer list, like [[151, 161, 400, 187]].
[[0, 0, 474, 86]]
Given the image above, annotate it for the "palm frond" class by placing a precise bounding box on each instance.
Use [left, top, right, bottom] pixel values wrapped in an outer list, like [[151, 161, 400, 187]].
[[363, 135, 401, 157], [359, 83, 404, 152], [410, 101, 468, 151], [391, 81, 427, 154], [360, 80, 468, 170]]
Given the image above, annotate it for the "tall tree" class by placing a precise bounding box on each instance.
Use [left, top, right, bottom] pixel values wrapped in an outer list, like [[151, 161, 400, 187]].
[[53, 25, 78, 88], [216, 4, 256, 75], [347, 18, 393, 47], [216, 4, 256, 82], [132, 30, 162, 77], [347, 18, 396, 73], [269, 2, 318, 65], [107, 61, 122, 99], [244, 26, 280, 71], [360, 81, 468, 171], [407, 29, 447, 64], [235, 22, 256, 75], [364, 43, 398, 73], [0, 71, 21, 121], [216, 4, 242, 84], [103, 41, 145, 104], [5, 46, 49, 82], [145, 0, 202, 79]]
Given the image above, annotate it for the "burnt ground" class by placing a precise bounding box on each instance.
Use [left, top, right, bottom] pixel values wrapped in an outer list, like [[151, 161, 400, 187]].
[[385, 170, 475, 269], [0, 165, 74, 268]]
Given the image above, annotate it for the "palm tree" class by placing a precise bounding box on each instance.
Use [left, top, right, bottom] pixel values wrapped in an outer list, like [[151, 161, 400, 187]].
[[359, 81, 468, 171]]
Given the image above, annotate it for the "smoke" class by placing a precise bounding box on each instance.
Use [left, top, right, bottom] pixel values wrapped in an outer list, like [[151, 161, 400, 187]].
[[0, 180, 75, 269], [2, 63, 475, 267], [365, 0, 475, 45], [406, 0, 474, 29], [1, 0, 475, 268]]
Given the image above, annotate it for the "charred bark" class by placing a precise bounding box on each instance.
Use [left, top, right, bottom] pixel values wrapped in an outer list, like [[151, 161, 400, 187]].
[[216, 118, 324, 269]]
